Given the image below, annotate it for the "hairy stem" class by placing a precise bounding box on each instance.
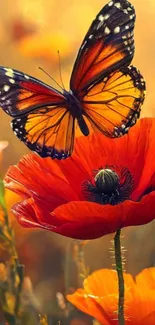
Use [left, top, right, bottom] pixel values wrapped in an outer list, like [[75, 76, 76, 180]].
[[114, 229, 125, 325]]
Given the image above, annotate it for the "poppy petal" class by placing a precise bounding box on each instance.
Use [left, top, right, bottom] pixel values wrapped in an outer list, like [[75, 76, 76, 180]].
[[67, 288, 111, 325], [52, 192, 155, 239], [136, 268, 155, 290], [5, 154, 80, 210], [142, 312, 155, 325], [67, 268, 155, 325], [12, 197, 63, 229], [67, 269, 136, 324]]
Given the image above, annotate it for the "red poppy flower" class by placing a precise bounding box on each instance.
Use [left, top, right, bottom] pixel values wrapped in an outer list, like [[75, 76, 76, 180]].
[[4, 118, 155, 239], [67, 268, 155, 325]]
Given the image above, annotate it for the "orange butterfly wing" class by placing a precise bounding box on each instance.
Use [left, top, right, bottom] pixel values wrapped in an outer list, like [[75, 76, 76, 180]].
[[82, 66, 145, 137], [70, 0, 145, 137], [0, 67, 66, 116], [0, 67, 76, 159], [12, 106, 76, 159], [70, 0, 135, 94]]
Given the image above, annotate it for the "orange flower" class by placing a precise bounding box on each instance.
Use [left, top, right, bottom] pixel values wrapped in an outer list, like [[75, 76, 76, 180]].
[[67, 268, 155, 325], [4, 118, 155, 239]]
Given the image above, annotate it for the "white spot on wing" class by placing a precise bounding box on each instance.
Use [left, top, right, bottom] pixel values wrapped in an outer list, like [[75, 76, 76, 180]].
[[9, 78, 15, 84], [4, 68, 14, 77], [104, 27, 110, 35], [108, 1, 113, 6], [104, 14, 110, 20], [3, 85, 10, 92], [5, 70, 14, 78], [24, 75, 30, 79], [115, 2, 121, 9], [98, 15, 104, 22], [114, 26, 120, 34]]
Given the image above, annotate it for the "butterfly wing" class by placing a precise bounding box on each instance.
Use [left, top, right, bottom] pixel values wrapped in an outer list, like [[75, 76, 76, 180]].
[[0, 67, 66, 116], [82, 66, 146, 137], [70, 0, 135, 94], [0, 67, 75, 159], [12, 106, 75, 159]]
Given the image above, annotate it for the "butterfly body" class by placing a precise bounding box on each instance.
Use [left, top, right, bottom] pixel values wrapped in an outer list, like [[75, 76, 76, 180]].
[[0, 0, 146, 159], [64, 90, 90, 136]]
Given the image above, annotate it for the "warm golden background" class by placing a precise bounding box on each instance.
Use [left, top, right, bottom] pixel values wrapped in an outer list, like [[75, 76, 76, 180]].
[[0, 0, 155, 316]]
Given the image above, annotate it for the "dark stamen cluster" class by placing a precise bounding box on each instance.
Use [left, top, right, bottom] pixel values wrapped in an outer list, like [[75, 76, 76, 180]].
[[82, 166, 134, 205]]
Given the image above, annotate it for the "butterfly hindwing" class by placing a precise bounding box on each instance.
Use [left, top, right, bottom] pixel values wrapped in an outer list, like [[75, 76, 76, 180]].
[[70, 0, 135, 94], [82, 66, 145, 137], [11, 106, 75, 159]]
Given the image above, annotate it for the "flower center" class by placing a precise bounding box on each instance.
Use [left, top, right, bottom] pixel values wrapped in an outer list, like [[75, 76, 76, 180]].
[[83, 167, 134, 205], [95, 169, 120, 196]]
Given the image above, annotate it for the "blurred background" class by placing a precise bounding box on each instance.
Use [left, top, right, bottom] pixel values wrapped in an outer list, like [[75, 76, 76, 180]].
[[0, 0, 155, 321]]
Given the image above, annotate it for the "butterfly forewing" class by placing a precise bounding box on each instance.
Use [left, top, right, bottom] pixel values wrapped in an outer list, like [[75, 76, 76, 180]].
[[70, 0, 135, 94], [0, 67, 66, 116]]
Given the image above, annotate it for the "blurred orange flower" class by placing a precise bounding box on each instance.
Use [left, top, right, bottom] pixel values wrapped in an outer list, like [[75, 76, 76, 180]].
[[67, 268, 155, 325], [19, 32, 75, 62]]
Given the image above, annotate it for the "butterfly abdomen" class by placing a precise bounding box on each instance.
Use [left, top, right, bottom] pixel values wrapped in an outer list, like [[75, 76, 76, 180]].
[[77, 116, 89, 136], [66, 91, 89, 136]]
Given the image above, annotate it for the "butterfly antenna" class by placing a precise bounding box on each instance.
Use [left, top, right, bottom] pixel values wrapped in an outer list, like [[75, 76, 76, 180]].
[[57, 50, 66, 90], [38, 66, 64, 91]]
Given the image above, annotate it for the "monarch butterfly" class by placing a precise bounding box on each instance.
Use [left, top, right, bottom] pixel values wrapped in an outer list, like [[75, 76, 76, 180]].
[[0, 0, 145, 159]]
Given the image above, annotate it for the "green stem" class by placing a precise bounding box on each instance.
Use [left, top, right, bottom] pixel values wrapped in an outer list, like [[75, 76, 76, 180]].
[[114, 229, 125, 325]]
